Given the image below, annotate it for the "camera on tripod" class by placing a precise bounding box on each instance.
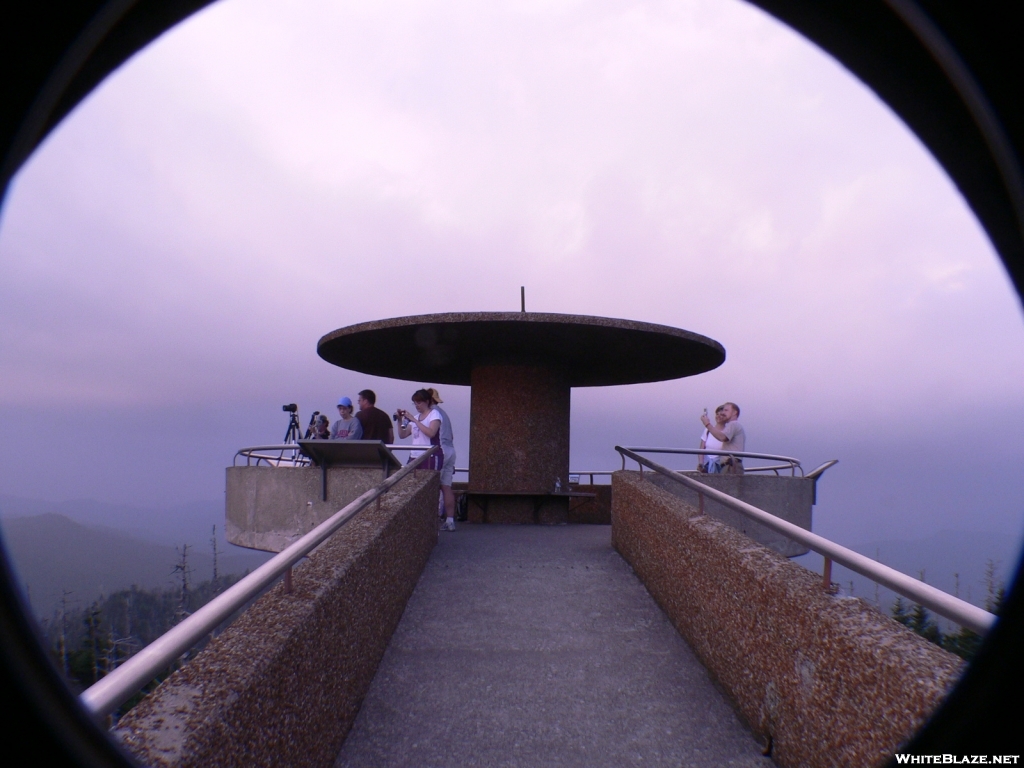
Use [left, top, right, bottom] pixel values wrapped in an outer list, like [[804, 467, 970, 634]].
[[281, 404, 303, 443]]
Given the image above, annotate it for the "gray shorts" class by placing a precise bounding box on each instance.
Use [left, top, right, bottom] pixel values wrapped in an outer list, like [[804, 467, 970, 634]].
[[440, 447, 456, 486]]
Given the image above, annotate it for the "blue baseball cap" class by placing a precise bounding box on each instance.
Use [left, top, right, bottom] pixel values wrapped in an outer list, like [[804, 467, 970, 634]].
[[337, 396, 353, 407]]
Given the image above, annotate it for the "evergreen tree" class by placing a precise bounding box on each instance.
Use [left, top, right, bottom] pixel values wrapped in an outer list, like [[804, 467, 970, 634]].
[[44, 571, 248, 713], [885, 560, 1007, 662], [66, 602, 110, 688], [891, 597, 944, 647], [942, 625, 981, 660], [983, 559, 1005, 615], [891, 597, 912, 627], [940, 562, 1005, 662], [909, 602, 942, 645]]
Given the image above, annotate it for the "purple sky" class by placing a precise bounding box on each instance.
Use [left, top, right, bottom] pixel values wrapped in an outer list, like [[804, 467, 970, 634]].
[[1, 0, 1023, 552]]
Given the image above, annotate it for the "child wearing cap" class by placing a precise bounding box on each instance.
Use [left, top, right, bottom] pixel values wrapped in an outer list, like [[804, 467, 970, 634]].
[[331, 397, 364, 440]]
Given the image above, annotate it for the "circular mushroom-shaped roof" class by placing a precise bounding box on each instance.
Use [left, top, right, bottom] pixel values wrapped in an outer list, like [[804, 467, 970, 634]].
[[317, 312, 724, 387]]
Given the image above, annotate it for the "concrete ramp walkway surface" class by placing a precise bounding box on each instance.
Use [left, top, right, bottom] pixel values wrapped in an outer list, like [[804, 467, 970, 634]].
[[335, 525, 774, 767]]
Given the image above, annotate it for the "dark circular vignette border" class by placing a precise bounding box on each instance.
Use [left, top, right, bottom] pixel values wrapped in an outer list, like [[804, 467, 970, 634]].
[[1, 1, 1022, 761]]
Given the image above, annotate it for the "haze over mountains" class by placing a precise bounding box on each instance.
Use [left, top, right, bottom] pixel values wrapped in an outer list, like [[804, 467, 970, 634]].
[[795, 528, 1021, 623], [0, 496, 270, 619], [0, 495, 237, 549], [2, 492, 1019, 627]]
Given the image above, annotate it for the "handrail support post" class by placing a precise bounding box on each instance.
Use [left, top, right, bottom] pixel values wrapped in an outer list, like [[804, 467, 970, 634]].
[[284, 566, 293, 594], [822, 557, 832, 592]]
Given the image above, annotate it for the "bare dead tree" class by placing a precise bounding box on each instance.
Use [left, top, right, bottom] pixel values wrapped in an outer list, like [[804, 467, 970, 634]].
[[873, 548, 881, 608], [172, 544, 193, 623], [59, 589, 74, 676], [211, 525, 220, 594]]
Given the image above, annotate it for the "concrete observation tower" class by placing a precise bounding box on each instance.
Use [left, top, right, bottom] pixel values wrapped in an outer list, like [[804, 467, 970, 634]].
[[317, 312, 725, 524]]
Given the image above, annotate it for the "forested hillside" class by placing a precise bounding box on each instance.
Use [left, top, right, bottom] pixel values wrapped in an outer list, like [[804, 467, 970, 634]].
[[0, 511, 270, 618]]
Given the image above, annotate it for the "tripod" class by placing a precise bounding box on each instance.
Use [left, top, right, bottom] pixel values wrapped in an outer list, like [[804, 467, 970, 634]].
[[283, 411, 304, 444]]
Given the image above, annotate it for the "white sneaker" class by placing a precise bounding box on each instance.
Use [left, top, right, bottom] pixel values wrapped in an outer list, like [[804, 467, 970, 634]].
[[440, 519, 455, 532]]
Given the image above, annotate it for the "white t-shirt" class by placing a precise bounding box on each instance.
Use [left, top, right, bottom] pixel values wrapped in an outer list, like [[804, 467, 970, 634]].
[[409, 408, 441, 458], [701, 428, 723, 464]]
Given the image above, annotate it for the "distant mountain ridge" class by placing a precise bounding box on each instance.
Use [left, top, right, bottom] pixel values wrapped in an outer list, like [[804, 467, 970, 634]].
[[857, 529, 1021, 590], [0, 494, 233, 549], [795, 528, 1022, 622], [3, 496, 1020, 628], [1, 511, 270, 620]]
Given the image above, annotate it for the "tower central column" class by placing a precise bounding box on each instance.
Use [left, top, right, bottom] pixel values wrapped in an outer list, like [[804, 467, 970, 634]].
[[467, 364, 570, 522], [468, 364, 570, 493]]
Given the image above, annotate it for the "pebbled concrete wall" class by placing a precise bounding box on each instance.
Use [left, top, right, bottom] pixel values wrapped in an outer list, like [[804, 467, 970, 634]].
[[114, 470, 440, 768], [611, 470, 963, 768]]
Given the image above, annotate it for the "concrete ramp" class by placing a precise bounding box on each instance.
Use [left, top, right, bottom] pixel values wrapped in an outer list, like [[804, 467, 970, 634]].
[[336, 525, 772, 767]]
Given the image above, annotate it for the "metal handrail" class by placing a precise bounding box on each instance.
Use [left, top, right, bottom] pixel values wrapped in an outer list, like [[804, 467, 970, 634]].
[[386, 457, 614, 485], [616, 447, 996, 635], [450, 469, 615, 484], [386, 443, 611, 485], [805, 459, 839, 480], [81, 446, 441, 718], [741, 463, 801, 476], [620, 447, 804, 476], [233, 444, 310, 467], [568, 471, 615, 485]]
